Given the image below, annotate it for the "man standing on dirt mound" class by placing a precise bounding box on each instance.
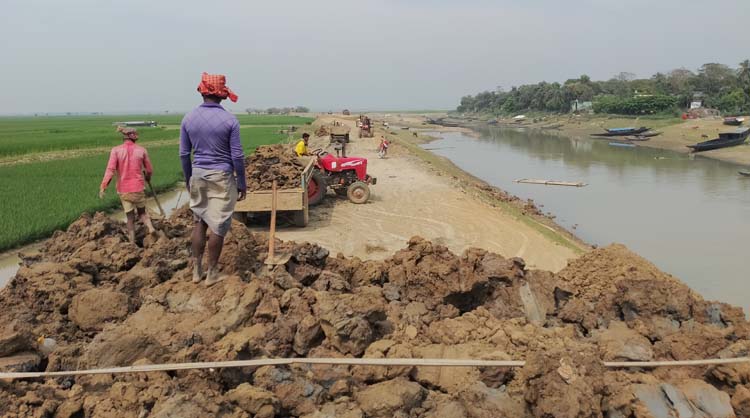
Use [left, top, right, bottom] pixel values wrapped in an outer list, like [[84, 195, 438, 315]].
[[100, 126, 157, 243], [179, 72, 247, 286]]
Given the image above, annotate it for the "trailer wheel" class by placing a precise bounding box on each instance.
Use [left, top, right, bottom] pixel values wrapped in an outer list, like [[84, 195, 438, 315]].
[[233, 212, 249, 225], [308, 171, 327, 206], [292, 209, 308, 227], [347, 181, 370, 204]]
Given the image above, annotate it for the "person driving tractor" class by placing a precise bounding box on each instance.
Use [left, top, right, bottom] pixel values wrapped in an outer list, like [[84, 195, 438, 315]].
[[295, 133, 310, 157]]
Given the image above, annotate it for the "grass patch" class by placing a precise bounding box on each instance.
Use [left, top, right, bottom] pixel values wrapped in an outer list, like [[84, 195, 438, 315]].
[[0, 125, 293, 251], [0, 114, 313, 157]]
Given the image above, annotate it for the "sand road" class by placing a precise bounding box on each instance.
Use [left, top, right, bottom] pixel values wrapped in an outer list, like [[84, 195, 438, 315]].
[[267, 117, 578, 272]]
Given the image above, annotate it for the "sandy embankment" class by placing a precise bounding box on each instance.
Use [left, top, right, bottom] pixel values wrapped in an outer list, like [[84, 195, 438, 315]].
[[274, 116, 583, 272]]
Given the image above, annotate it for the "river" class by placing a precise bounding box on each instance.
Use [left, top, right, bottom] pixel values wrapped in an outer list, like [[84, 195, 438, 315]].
[[423, 127, 750, 309]]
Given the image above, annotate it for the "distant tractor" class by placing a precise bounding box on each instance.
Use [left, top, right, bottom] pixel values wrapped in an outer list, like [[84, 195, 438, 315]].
[[330, 126, 351, 144], [358, 115, 374, 138], [342, 109, 351, 115]]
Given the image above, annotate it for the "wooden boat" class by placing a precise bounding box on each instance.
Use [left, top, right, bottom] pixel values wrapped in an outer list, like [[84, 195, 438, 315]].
[[687, 127, 750, 152], [724, 117, 745, 126], [609, 141, 636, 148], [623, 135, 651, 141], [591, 127, 650, 137], [515, 178, 587, 187]]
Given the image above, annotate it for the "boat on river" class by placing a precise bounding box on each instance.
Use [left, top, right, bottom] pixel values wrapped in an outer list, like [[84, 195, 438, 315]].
[[609, 141, 636, 148], [623, 131, 661, 141], [724, 117, 745, 126], [739, 170, 750, 177], [687, 127, 750, 152], [591, 127, 650, 137]]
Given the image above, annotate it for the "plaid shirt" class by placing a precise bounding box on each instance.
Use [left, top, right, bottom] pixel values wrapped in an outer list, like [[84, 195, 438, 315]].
[[101, 140, 153, 193], [179, 103, 244, 173]]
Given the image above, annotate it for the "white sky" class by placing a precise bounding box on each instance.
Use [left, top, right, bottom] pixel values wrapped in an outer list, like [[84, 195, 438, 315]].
[[1, 0, 749, 114]]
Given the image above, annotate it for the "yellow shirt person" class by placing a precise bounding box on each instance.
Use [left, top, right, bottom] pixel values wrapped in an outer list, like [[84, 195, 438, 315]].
[[295, 133, 310, 157]]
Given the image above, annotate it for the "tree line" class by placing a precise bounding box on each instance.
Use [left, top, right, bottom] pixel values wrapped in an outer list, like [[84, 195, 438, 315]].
[[456, 60, 750, 115]]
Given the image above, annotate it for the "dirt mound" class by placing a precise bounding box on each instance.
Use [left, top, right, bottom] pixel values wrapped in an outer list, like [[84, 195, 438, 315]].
[[0, 214, 748, 417], [245, 144, 305, 191]]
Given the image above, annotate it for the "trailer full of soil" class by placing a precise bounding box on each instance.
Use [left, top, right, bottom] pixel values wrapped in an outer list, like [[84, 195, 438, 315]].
[[0, 210, 748, 417], [238, 145, 314, 227]]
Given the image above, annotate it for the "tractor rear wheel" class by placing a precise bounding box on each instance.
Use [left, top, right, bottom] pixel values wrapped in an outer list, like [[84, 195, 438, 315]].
[[308, 172, 327, 206], [346, 181, 370, 204]]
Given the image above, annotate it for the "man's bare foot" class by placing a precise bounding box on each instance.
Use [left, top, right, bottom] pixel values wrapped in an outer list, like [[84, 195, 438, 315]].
[[192, 258, 203, 283], [204, 268, 225, 287]]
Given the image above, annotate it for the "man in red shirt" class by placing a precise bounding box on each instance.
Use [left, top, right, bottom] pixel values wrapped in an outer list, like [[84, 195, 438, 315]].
[[100, 126, 156, 243]]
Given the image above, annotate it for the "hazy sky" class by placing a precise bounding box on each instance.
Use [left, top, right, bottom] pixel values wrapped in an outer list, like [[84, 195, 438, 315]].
[[2, 0, 749, 114]]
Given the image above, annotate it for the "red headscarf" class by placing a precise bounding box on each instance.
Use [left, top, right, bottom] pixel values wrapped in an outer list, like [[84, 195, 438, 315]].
[[197, 72, 238, 103], [116, 126, 138, 140]]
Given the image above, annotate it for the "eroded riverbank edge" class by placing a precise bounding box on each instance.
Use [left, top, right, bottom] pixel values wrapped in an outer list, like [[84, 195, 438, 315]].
[[372, 118, 589, 254]]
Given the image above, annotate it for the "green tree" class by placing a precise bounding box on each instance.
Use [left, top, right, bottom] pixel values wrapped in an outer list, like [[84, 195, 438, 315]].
[[738, 60, 750, 110]]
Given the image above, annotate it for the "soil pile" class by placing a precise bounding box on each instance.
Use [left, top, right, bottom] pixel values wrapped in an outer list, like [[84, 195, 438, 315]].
[[245, 145, 305, 192], [1, 213, 748, 417], [314, 126, 329, 137]]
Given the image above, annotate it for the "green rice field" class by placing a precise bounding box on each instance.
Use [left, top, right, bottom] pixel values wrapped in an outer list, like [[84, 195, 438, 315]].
[[0, 114, 312, 157], [0, 114, 312, 250]]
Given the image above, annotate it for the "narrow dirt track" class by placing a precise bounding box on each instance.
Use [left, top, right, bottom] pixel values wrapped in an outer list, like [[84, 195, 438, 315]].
[[271, 117, 579, 272]]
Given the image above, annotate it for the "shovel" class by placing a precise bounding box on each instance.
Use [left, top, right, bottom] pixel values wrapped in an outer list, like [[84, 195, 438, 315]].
[[144, 172, 166, 217], [265, 180, 292, 266]]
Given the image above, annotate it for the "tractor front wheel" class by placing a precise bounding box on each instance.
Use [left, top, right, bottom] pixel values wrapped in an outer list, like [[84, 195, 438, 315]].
[[346, 181, 370, 204], [308, 171, 327, 206]]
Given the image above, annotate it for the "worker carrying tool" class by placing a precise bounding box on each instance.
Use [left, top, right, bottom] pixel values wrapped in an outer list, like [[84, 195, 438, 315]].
[[295, 133, 311, 156], [180, 72, 246, 286], [99, 126, 157, 243]]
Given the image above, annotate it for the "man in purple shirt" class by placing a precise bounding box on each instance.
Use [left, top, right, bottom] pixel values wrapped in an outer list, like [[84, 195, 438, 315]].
[[180, 73, 247, 286]]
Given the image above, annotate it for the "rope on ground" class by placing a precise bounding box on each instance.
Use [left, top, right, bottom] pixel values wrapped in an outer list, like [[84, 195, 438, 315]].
[[1, 356, 748, 380]]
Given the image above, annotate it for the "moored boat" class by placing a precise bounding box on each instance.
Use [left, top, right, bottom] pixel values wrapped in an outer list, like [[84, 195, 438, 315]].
[[687, 127, 750, 152], [739, 170, 750, 177], [724, 117, 745, 126], [591, 126, 650, 137], [609, 142, 636, 148], [624, 131, 661, 141]]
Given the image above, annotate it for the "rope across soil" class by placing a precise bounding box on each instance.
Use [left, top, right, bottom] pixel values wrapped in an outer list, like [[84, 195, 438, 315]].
[[2, 356, 749, 380]]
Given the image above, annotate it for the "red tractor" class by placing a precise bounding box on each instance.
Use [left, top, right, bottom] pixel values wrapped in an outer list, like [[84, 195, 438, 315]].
[[307, 149, 376, 205]]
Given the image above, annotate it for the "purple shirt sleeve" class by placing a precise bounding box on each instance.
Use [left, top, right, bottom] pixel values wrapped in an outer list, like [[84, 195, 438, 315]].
[[179, 120, 193, 185], [229, 119, 247, 191], [229, 119, 243, 160]]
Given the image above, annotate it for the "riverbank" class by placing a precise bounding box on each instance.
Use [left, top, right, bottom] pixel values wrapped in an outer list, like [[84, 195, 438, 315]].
[[273, 116, 585, 273], [467, 113, 750, 166], [414, 125, 750, 311]]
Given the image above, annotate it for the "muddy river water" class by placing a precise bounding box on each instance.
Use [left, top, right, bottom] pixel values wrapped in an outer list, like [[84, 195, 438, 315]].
[[424, 127, 750, 309]]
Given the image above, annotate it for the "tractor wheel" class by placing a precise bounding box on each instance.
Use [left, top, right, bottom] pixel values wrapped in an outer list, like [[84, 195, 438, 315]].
[[308, 171, 327, 206], [346, 181, 370, 204]]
